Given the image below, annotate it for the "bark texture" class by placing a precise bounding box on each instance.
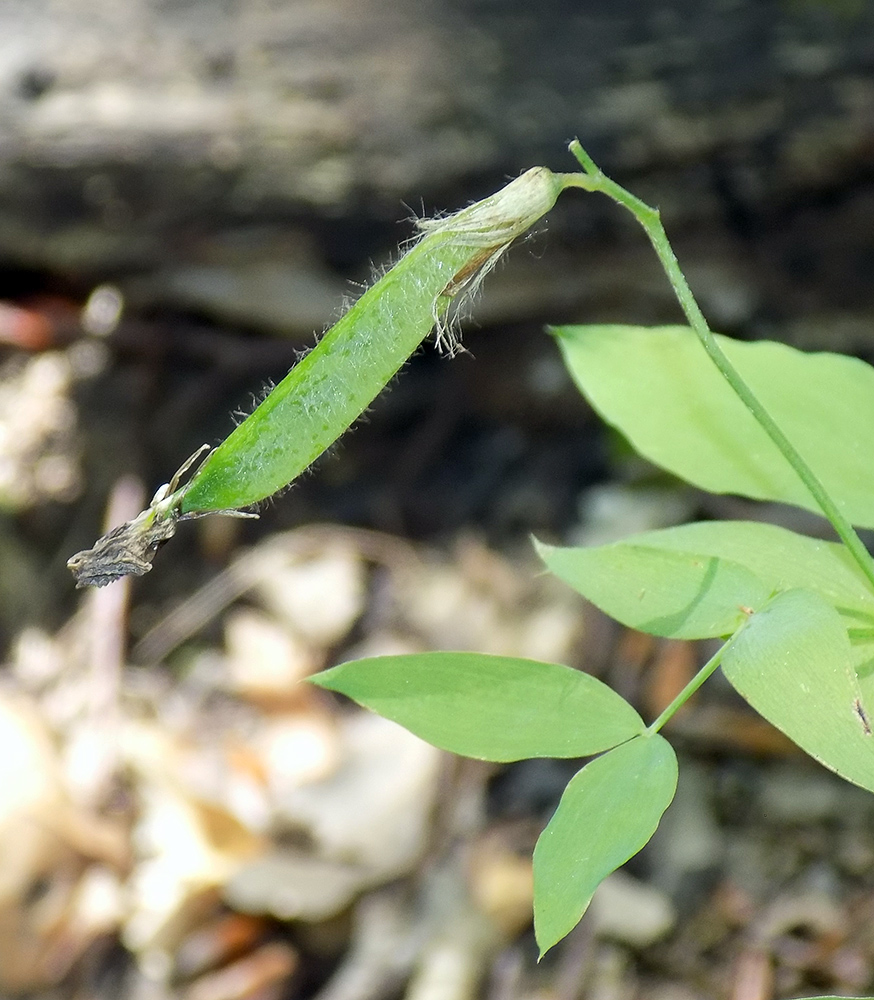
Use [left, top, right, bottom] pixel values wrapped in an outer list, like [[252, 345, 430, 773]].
[[1, 0, 873, 341]]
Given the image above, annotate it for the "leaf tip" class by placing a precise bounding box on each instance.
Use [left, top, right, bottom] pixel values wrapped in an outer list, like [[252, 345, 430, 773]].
[[533, 924, 552, 962], [533, 918, 572, 961], [535, 937, 556, 962], [307, 667, 337, 690]]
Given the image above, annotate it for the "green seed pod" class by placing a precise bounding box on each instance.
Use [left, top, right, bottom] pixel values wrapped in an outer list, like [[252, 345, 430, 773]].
[[69, 164, 582, 586], [180, 166, 567, 514]]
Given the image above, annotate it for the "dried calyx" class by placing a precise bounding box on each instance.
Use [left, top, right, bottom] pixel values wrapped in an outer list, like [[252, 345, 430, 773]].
[[67, 446, 256, 588]]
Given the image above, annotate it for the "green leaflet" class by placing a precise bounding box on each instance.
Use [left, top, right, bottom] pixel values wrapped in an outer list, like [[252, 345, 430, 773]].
[[721, 589, 874, 794], [609, 520, 874, 621], [533, 734, 678, 955], [553, 324, 874, 529], [539, 520, 874, 637], [312, 651, 644, 761], [536, 536, 771, 639]]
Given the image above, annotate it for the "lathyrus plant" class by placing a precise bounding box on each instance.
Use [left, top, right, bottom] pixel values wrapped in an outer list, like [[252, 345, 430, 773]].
[[70, 142, 874, 996]]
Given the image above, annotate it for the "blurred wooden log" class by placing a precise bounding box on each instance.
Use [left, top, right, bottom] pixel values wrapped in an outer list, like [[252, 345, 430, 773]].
[[1, 0, 872, 341]]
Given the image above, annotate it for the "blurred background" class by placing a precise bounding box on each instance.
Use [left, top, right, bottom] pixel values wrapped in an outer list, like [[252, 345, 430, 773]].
[[1, 1, 874, 997]]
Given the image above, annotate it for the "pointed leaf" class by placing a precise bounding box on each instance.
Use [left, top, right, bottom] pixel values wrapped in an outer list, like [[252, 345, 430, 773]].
[[537, 538, 771, 639], [533, 734, 677, 955], [312, 652, 644, 761], [573, 520, 874, 625], [552, 324, 874, 528], [721, 589, 874, 793]]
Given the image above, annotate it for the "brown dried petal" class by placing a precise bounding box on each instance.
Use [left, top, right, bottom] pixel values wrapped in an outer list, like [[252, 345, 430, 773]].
[[66, 508, 180, 588]]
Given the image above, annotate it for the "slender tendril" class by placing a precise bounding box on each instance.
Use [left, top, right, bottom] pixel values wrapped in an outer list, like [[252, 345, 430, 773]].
[[562, 140, 874, 596]]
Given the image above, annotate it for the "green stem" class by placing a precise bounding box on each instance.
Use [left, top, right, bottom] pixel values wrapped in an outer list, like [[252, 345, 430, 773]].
[[565, 140, 874, 595], [647, 641, 727, 734]]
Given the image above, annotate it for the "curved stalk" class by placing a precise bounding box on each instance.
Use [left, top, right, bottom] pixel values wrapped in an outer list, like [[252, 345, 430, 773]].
[[566, 139, 874, 595]]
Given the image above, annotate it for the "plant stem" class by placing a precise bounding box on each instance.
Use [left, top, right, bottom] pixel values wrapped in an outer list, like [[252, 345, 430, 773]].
[[647, 642, 727, 734], [563, 140, 874, 595]]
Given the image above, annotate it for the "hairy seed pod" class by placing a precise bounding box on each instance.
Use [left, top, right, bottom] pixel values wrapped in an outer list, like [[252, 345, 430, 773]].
[[180, 167, 567, 514], [69, 165, 580, 585]]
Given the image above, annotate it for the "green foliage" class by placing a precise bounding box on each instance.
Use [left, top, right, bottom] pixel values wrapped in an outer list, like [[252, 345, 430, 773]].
[[303, 147, 874, 965], [68, 143, 874, 974], [552, 323, 874, 529], [532, 735, 677, 955], [575, 520, 874, 620], [313, 652, 644, 761], [539, 519, 874, 634], [536, 536, 771, 639], [721, 589, 874, 792]]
